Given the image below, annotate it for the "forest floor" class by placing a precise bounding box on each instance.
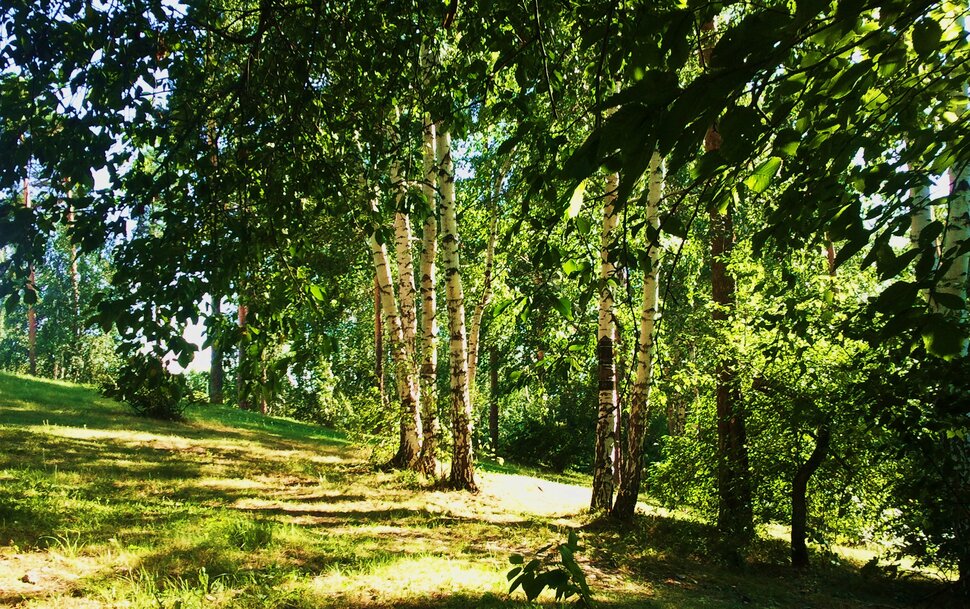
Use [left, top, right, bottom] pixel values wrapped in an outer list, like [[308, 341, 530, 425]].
[[0, 371, 960, 608]]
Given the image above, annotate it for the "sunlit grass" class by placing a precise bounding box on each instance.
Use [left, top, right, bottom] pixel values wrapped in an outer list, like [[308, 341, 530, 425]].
[[0, 371, 957, 608]]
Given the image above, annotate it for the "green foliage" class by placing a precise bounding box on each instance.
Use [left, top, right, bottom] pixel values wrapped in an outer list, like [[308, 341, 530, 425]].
[[102, 354, 188, 421], [224, 519, 275, 551], [507, 531, 592, 607]]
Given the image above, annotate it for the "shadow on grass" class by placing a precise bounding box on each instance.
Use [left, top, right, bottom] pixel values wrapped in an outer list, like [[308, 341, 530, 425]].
[[578, 511, 957, 609]]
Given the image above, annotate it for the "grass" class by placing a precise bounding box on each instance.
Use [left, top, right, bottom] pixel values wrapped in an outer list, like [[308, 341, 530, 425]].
[[0, 371, 959, 608]]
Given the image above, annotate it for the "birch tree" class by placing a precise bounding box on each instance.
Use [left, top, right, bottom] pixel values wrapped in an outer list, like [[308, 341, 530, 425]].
[[437, 129, 476, 491], [370, 194, 423, 469], [612, 152, 663, 519], [416, 115, 440, 476], [591, 171, 620, 511]]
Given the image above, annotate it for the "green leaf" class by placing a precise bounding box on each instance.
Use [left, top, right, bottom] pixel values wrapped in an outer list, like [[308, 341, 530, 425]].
[[921, 317, 964, 359], [309, 285, 325, 301], [509, 554, 524, 565], [507, 566, 522, 580], [562, 259, 581, 277], [912, 19, 943, 57], [932, 292, 965, 311], [744, 157, 782, 193], [553, 297, 574, 321], [872, 281, 917, 315], [522, 576, 545, 601], [567, 180, 586, 218]]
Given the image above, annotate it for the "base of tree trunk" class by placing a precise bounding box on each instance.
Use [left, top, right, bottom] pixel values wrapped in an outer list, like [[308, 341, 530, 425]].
[[610, 490, 637, 520], [448, 474, 478, 492], [415, 448, 437, 478], [382, 444, 420, 472]]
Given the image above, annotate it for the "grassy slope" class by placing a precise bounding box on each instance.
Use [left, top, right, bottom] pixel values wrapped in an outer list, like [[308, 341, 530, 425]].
[[0, 372, 952, 608]]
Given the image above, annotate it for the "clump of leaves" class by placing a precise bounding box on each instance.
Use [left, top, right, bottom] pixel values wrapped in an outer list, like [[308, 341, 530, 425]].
[[102, 354, 187, 420], [507, 531, 592, 607]]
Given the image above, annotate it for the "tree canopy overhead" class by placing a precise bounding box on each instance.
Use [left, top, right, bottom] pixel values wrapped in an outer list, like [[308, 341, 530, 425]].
[[2, 0, 970, 585]]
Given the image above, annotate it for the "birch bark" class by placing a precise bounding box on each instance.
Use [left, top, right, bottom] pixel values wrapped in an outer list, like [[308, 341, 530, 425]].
[[591, 171, 620, 511], [370, 223, 423, 469], [940, 168, 970, 355], [438, 129, 477, 491], [24, 177, 37, 376], [612, 152, 663, 518], [417, 116, 440, 476]]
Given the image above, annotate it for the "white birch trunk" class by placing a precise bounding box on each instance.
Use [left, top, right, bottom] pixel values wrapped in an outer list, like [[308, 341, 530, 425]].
[[438, 129, 477, 491], [941, 168, 970, 355], [909, 184, 938, 306], [392, 160, 420, 364], [417, 116, 440, 476], [369, 185, 423, 469], [591, 171, 620, 511], [612, 151, 663, 517]]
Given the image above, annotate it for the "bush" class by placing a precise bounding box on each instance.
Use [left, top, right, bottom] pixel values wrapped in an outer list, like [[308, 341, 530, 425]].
[[102, 354, 188, 420]]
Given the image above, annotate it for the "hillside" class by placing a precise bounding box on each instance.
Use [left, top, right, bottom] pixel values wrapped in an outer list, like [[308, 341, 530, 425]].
[[0, 372, 951, 608]]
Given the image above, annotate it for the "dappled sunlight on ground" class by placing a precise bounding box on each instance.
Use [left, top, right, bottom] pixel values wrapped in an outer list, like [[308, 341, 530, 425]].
[[0, 372, 957, 609]]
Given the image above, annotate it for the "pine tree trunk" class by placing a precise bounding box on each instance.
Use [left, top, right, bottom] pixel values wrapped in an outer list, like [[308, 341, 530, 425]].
[[416, 115, 440, 476], [592, 171, 620, 511], [791, 425, 830, 568], [209, 293, 225, 404], [612, 152, 663, 518], [699, 19, 753, 559], [371, 228, 423, 470], [438, 129, 477, 491]]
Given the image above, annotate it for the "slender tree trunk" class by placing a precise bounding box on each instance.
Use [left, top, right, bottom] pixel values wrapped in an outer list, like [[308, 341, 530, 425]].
[[209, 293, 225, 404], [438, 129, 477, 491], [23, 177, 37, 376], [390, 159, 425, 465], [371, 224, 423, 470], [791, 425, 831, 568], [700, 19, 753, 559], [237, 300, 250, 410], [392, 161, 420, 362], [909, 184, 938, 305], [417, 116, 440, 476], [468, 157, 512, 390], [375, 276, 385, 406], [612, 152, 664, 518], [489, 345, 499, 452], [592, 171, 620, 511], [943, 168, 970, 585], [66, 200, 80, 346], [940, 168, 970, 355]]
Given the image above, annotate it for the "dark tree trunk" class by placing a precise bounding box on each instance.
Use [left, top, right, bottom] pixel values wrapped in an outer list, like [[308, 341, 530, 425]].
[[791, 424, 831, 568], [711, 206, 753, 561], [489, 345, 499, 452], [237, 301, 250, 411], [209, 293, 225, 404], [375, 277, 385, 405]]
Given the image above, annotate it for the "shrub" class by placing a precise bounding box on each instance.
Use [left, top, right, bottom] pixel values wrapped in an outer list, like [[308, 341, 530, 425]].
[[102, 354, 188, 420]]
